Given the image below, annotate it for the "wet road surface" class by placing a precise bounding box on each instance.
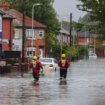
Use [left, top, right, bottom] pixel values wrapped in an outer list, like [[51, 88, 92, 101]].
[[0, 59, 105, 105]]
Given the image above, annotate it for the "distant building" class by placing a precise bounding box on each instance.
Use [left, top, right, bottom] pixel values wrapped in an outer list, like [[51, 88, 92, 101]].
[[57, 22, 70, 46], [77, 31, 90, 46], [57, 22, 77, 46]]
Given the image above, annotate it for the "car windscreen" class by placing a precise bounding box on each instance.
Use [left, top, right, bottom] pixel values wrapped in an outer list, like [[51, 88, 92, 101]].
[[40, 59, 52, 63]]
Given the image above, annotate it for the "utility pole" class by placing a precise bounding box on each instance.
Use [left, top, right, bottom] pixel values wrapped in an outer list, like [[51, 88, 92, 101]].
[[22, 0, 25, 63], [21, 0, 26, 77], [70, 13, 72, 47]]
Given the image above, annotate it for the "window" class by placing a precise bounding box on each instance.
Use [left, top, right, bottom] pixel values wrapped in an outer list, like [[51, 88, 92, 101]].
[[39, 49, 43, 57], [14, 29, 20, 39], [27, 47, 36, 57], [39, 31, 44, 37], [26, 29, 35, 39]]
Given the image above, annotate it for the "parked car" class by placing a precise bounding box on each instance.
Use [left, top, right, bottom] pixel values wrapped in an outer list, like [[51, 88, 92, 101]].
[[39, 58, 58, 71], [89, 53, 97, 59]]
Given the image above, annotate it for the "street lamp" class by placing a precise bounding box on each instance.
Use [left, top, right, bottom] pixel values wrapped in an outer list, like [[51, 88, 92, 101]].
[[32, 3, 41, 57], [60, 18, 67, 57], [58, 16, 66, 58], [57, 15, 68, 58], [84, 27, 87, 60]]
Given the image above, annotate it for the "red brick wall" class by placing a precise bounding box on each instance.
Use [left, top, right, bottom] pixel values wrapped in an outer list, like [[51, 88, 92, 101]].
[[25, 39, 46, 57], [2, 18, 13, 51]]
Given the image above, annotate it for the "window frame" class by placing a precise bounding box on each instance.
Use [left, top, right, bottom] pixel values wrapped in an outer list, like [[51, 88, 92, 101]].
[[26, 47, 36, 57], [26, 29, 36, 39], [14, 29, 20, 39], [38, 30, 44, 37]]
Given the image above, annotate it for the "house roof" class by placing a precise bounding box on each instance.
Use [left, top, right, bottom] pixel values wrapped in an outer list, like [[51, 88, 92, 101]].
[[8, 9, 46, 29], [61, 23, 70, 35], [60, 22, 91, 38], [3, 11, 15, 19], [78, 31, 90, 37], [59, 23, 77, 36], [0, 9, 15, 19], [60, 28, 69, 35], [0, 9, 5, 15]]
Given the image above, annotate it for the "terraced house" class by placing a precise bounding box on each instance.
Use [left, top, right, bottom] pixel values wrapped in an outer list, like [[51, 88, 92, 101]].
[[0, 2, 46, 58]]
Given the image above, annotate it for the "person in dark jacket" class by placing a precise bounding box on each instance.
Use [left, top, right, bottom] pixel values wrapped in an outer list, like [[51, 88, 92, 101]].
[[29, 56, 43, 82], [58, 54, 70, 81]]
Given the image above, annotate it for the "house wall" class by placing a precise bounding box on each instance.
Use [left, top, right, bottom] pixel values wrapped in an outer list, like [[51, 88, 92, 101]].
[[57, 34, 70, 45], [78, 37, 89, 45], [13, 28, 46, 57], [25, 29, 45, 57], [2, 18, 13, 51], [12, 28, 22, 51]]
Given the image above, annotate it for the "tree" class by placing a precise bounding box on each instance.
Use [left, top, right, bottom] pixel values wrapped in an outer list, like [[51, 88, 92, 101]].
[[5, 0, 60, 34], [70, 47, 79, 60], [45, 33, 58, 56], [51, 44, 70, 60], [77, 0, 105, 26], [78, 45, 88, 59], [78, 12, 105, 36]]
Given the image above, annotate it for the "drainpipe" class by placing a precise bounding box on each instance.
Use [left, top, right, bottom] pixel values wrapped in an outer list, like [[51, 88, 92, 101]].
[[69, 13, 72, 47], [9, 19, 12, 50]]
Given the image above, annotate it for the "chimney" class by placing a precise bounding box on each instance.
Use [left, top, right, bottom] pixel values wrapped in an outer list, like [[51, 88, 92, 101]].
[[0, 1, 10, 11]]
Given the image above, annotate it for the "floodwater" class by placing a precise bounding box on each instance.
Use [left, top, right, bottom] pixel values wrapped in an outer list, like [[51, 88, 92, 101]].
[[0, 59, 105, 105]]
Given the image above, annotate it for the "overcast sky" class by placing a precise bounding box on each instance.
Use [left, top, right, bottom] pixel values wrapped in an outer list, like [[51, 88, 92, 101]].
[[53, 0, 86, 21]]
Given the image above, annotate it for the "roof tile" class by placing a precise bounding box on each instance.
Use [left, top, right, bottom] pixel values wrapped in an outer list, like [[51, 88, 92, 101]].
[[8, 9, 46, 28]]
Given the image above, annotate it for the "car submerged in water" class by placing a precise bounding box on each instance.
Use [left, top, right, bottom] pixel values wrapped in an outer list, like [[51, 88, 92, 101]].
[[39, 58, 58, 71]]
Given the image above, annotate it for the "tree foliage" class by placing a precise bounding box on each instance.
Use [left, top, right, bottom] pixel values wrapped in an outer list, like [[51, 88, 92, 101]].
[[70, 47, 79, 58], [5, 0, 60, 34], [51, 44, 70, 60], [78, 45, 88, 59], [77, 0, 105, 26]]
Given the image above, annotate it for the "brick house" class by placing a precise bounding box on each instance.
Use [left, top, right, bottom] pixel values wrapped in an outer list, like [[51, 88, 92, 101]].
[[77, 31, 90, 46], [57, 21, 105, 58], [0, 2, 46, 58], [58, 28, 70, 45], [8, 9, 46, 57], [0, 8, 14, 57], [0, 10, 4, 57], [57, 23, 70, 46], [57, 23, 77, 46], [2, 11, 15, 51]]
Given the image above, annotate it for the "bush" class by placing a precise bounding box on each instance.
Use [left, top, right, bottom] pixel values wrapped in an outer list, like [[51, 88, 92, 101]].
[[78, 46, 88, 59], [70, 47, 79, 58]]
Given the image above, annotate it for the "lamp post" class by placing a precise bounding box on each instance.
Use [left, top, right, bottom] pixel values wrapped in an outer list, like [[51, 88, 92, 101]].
[[58, 17, 66, 58], [57, 15, 67, 58], [84, 27, 87, 60], [32, 3, 41, 57], [60, 17, 67, 57]]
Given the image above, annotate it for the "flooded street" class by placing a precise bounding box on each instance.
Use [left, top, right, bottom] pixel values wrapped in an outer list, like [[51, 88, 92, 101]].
[[0, 59, 105, 105]]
